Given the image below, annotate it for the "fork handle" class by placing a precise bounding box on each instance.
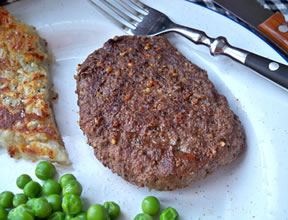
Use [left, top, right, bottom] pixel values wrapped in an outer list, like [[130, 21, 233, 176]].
[[0, 0, 18, 6], [213, 36, 288, 89], [169, 24, 288, 89], [245, 53, 288, 88]]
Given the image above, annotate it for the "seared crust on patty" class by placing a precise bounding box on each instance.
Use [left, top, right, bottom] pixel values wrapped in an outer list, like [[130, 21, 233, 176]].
[[76, 36, 245, 190]]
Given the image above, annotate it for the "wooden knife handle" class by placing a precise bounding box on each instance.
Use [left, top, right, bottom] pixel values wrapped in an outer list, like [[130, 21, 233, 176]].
[[258, 12, 288, 52]]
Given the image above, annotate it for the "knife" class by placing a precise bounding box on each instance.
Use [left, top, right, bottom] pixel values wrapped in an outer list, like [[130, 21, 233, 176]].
[[213, 0, 288, 60]]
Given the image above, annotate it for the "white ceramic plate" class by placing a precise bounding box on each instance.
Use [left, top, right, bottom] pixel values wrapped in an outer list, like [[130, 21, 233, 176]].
[[2, 0, 288, 219]]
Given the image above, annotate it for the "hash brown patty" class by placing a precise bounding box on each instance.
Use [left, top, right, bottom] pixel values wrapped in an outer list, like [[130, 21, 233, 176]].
[[0, 7, 69, 164]]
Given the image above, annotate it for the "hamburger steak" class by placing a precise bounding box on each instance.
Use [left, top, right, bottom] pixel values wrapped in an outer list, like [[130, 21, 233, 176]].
[[76, 36, 245, 191]]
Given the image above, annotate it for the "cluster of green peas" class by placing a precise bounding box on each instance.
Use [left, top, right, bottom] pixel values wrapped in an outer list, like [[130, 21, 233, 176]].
[[134, 196, 178, 220], [0, 161, 120, 220], [0, 161, 179, 220]]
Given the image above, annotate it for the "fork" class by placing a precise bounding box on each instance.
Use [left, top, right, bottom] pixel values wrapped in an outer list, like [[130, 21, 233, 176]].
[[89, 0, 288, 89], [0, 0, 18, 6]]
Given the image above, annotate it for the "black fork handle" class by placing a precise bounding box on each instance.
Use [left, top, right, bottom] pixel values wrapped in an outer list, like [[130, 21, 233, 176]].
[[0, 0, 18, 6], [245, 53, 288, 88], [168, 24, 288, 90]]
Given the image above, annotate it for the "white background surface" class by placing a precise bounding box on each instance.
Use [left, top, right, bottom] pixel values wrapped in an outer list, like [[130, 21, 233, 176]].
[[2, 0, 288, 219]]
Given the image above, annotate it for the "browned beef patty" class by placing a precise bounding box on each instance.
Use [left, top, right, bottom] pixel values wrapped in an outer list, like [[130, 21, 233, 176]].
[[76, 36, 245, 191]]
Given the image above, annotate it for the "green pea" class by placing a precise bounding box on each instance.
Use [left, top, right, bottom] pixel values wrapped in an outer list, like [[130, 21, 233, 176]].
[[43, 179, 61, 196], [15, 204, 34, 215], [87, 204, 110, 220], [47, 194, 62, 212], [23, 181, 41, 198], [12, 204, 34, 220], [103, 201, 120, 219], [134, 213, 153, 220], [32, 197, 52, 218], [26, 198, 36, 208], [7, 209, 15, 220], [59, 174, 76, 189], [0, 191, 14, 208], [62, 194, 82, 215], [13, 211, 34, 220], [48, 211, 65, 220], [13, 194, 28, 207], [74, 212, 87, 220], [62, 180, 82, 197], [35, 161, 56, 180], [159, 207, 178, 220], [65, 215, 73, 220], [71, 216, 87, 220], [16, 174, 32, 190], [141, 196, 160, 216], [0, 206, 8, 220]]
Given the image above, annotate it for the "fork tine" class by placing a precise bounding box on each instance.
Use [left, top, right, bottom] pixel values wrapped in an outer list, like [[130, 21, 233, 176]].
[[99, 0, 137, 27], [115, 0, 146, 19], [88, 0, 132, 31], [127, 0, 149, 13]]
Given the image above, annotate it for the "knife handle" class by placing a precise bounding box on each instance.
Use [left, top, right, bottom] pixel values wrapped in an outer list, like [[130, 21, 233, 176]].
[[245, 53, 288, 89], [258, 12, 288, 52]]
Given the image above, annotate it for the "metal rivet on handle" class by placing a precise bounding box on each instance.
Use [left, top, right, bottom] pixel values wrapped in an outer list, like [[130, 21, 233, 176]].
[[269, 62, 280, 71], [278, 24, 288, 33]]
